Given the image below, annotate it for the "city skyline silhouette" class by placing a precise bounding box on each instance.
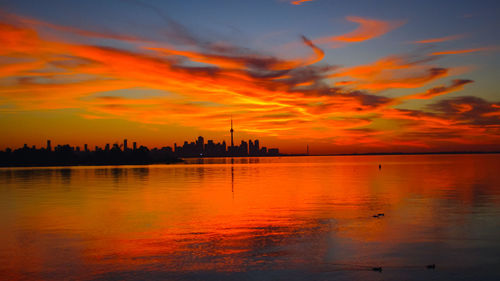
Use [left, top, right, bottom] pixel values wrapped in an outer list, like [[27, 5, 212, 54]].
[[0, 119, 283, 166]]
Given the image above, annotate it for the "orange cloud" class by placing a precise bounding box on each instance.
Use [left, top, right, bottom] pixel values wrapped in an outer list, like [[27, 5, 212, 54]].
[[291, 0, 315, 5], [335, 55, 448, 91], [414, 34, 465, 44], [431, 47, 497, 56], [430, 96, 500, 126], [399, 79, 473, 100], [148, 35, 323, 72], [315, 16, 405, 46]]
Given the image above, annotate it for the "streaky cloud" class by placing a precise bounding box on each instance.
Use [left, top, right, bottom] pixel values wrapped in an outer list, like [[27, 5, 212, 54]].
[[414, 34, 465, 44], [291, 0, 315, 5], [315, 16, 405, 47], [431, 47, 497, 56], [429, 96, 500, 126], [401, 79, 473, 100], [335, 54, 448, 91]]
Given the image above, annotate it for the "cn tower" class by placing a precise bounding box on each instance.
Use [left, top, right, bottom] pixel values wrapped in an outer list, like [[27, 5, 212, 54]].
[[230, 117, 234, 148]]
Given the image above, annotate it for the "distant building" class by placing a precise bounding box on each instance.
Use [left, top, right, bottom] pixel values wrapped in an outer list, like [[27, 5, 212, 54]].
[[249, 140, 254, 155], [268, 148, 279, 156], [206, 140, 215, 156], [249, 139, 260, 155], [239, 140, 248, 156], [261, 147, 267, 154], [196, 136, 204, 155], [221, 141, 226, 153]]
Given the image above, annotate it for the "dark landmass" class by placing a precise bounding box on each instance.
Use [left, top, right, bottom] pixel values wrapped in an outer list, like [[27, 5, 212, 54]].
[[3, 136, 497, 168], [0, 145, 181, 167], [286, 151, 500, 157], [0, 120, 284, 167], [0, 136, 281, 167]]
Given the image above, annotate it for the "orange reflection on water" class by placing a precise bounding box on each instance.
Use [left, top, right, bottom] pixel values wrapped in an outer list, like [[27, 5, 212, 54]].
[[1, 155, 500, 280]]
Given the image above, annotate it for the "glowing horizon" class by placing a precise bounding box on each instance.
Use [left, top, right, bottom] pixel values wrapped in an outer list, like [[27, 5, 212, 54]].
[[1, 0, 499, 154]]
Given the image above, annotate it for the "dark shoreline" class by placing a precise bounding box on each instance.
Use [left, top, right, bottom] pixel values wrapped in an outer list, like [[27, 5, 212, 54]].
[[1, 151, 499, 168], [286, 151, 500, 157], [0, 159, 183, 168]]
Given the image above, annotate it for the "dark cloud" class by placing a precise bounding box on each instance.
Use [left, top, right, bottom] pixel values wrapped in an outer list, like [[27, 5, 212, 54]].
[[430, 96, 500, 125], [349, 91, 391, 107], [278, 64, 337, 88], [413, 79, 473, 99], [428, 67, 448, 78]]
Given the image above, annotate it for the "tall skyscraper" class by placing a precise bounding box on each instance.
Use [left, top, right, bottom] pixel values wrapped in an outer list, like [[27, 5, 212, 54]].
[[249, 140, 254, 155], [239, 140, 248, 155], [196, 136, 204, 154], [47, 140, 52, 152], [230, 117, 234, 148], [124, 139, 128, 151]]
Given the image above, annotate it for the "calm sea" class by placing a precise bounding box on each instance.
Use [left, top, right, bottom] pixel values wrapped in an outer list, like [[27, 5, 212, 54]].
[[1, 155, 499, 280]]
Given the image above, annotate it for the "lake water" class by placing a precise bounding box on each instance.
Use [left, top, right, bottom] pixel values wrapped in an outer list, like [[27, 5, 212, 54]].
[[1, 155, 499, 280]]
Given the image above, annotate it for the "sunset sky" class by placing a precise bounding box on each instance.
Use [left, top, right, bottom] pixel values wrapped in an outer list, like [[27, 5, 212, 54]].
[[1, 0, 499, 154]]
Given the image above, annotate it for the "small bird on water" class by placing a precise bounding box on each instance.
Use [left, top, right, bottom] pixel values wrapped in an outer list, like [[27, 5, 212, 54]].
[[426, 264, 436, 269]]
